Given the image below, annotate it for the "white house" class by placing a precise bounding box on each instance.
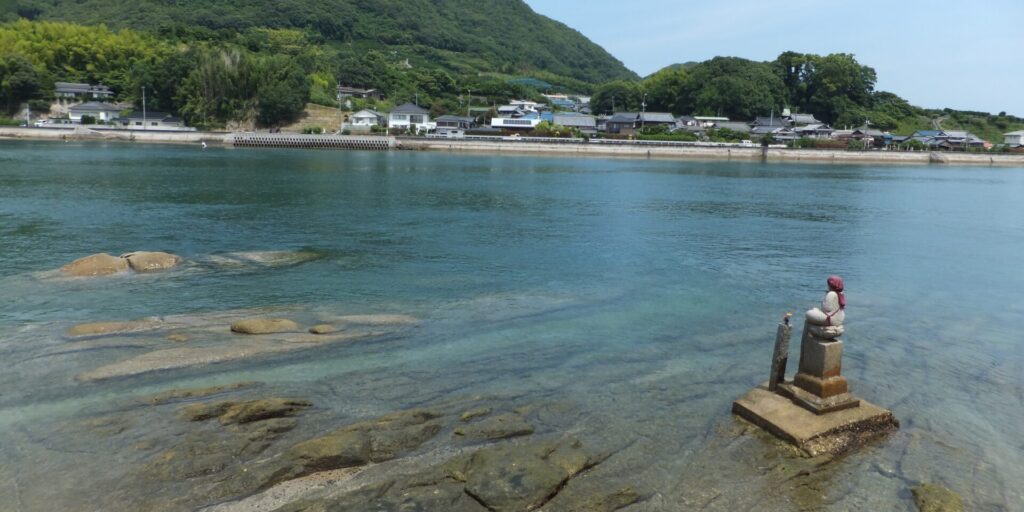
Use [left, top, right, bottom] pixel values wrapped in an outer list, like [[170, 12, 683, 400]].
[[1004, 131, 1024, 146], [348, 109, 385, 130], [68, 102, 121, 122], [491, 117, 540, 130], [118, 111, 193, 130], [388, 103, 431, 132]]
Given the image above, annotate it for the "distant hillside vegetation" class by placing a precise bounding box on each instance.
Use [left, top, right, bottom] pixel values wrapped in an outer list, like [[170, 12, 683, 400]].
[[1, 0, 636, 85]]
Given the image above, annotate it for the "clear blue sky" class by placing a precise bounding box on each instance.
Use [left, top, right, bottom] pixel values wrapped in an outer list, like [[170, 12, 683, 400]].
[[524, 0, 1023, 116]]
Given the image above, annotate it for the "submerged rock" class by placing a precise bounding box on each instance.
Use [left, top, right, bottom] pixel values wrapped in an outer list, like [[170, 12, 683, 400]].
[[911, 483, 964, 512], [308, 324, 337, 335], [77, 331, 375, 381], [145, 382, 257, 405], [459, 407, 492, 422], [123, 251, 181, 272], [565, 487, 643, 512], [60, 253, 130, 277], [446, 437, 602, 512], [453, 412, 534, 441], [219, 398, 312, 425], [230, 318, 300, 334], [335, 314, 420, 326], [179, 397, 311, 424], [65, 319, 162, 338], [262, 408, 443, 488]]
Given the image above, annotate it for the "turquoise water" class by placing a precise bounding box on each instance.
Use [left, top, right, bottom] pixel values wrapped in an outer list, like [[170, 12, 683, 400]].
[[0, 140, 1022, 510]]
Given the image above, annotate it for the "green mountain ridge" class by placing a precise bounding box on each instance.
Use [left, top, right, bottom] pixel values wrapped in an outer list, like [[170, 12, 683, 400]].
[[2, 0, 637, 85]]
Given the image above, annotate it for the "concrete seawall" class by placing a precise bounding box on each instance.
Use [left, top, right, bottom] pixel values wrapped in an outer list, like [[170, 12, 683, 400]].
[[401, 139, 1024, 166], [4, 127, 1024, 166], [0, 126, 227, 144]]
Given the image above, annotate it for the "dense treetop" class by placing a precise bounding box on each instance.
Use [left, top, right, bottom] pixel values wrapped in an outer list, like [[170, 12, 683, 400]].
[[1, 0, 636, 85]]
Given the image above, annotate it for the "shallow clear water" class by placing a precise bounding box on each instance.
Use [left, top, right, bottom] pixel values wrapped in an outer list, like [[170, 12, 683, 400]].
[[0, 140, 1022, 510]]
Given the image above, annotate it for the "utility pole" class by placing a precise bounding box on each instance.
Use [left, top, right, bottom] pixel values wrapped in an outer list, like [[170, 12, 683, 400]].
[[641, 93, 648, 132], [467, 88, 472, 117], [142, 86, 147, 130]]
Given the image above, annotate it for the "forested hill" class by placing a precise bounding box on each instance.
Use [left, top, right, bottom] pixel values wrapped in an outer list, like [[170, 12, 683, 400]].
[[2, 0, 636, 85]]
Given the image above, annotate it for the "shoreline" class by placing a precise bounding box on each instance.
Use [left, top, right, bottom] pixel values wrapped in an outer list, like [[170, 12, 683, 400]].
[[4, 126, 1024, 166]]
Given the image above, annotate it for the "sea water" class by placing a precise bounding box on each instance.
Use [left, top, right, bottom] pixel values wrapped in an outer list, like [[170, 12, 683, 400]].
[[0, 140, 1021, 510]]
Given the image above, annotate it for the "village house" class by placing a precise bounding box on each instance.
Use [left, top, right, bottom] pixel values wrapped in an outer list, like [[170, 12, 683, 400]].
[[68, 102, 121, 123], [693, 116, 730, 128], [434, 115, 478, 135], [490, 116, 541, 131], [905, 129, 986, 150], [346, 109, 386, 131], [712, 121, 752, 135], [55, 82, 114, 101], [792, 123, 833, 139], [1004, 130, 1024, 147], [605, 112, 676, 135], [336, 86, 385, 101], [118, 111, 190, 130], [387, 103, 431, 133], [552, 113, 597, 135], [784, 113, 821, 126]]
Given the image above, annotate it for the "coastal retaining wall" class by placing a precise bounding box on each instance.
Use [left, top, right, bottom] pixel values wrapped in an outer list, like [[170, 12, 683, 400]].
[[401, 139, 1024, 166], [0, 126, 227, 143], [228, 133, 395, 150]]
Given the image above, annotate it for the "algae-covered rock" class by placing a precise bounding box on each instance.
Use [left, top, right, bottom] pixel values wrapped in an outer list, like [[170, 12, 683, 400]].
[[123, 251, 181, 272], [60, 253, 130, 277], [565, 487, 642, 512], [261, 408, 443, 489], [453, 412, 534, 441], [65, 320, 161, 338], [218, 398, 312, 425], [912, 483, 964, 512], [446, 437, 600, 512], [230, 318, 299, 334], [308, 324, 337, 335], [459, 407, 492, 422], [178, 397, 310, 424], [179, 401, 234, 422]]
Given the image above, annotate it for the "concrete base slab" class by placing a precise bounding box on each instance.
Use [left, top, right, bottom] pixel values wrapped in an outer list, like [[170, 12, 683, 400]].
[[778, 382, 860, 415], [732, 384, 898, 456]]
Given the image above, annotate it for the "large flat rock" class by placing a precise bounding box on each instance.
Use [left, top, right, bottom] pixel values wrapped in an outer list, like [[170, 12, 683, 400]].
[[732, 384, 898, 456]]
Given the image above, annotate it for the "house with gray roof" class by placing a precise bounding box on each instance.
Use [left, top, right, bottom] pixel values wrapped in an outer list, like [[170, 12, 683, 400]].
[[712, 121, 752, 134], [388, 103, 431, 132], [793, 123, 833, 139], [68, 102, 121, 122], [55, 82, 114, 101], [605, 112, 676, 135], [785, 113, 821, 126], [552, 113, 597, 134], [118, 111, 190, 130], [435, 115, 478, 135], [1004, 130, 1024, 147]]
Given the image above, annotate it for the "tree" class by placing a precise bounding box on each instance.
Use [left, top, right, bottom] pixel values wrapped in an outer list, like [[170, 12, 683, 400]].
[[643, 67, 687, 113], [590, 79, 643, 114], [677, 57, 786, 119], [801, 53, 877, 124], [0, 54, 42, 113]]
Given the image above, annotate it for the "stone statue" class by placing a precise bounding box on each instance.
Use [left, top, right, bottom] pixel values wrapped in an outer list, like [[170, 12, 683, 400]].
[[804, 275, 845, 339], [784, 274, 859, 414]]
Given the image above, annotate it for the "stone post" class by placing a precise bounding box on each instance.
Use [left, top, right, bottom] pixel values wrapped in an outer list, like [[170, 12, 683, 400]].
[[783, 326, 859, 414], [768, 320, 792, 392]]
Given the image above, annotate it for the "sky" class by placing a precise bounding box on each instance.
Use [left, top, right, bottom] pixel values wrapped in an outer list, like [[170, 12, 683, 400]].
[[523, 0, 1024, 116]]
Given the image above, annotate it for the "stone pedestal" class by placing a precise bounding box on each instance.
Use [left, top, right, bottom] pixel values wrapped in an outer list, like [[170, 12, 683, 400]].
[[779, 327, 859, 414]]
